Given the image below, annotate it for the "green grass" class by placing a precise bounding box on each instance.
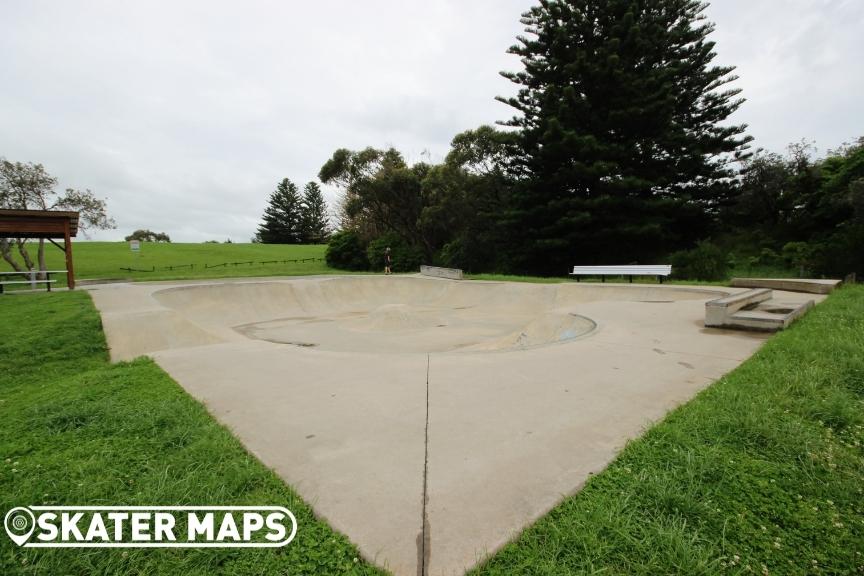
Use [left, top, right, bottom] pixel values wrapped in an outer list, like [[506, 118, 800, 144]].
[[0, 291, 387, 575], [472, 285, 864, 575], [0, 242, 334, 287]]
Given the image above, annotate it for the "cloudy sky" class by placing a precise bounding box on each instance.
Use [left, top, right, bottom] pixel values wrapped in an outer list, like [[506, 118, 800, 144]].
[[1, 0, 862, 242]]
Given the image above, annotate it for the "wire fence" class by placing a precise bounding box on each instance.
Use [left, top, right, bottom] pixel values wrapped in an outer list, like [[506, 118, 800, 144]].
[[120, 258, 324, 273]]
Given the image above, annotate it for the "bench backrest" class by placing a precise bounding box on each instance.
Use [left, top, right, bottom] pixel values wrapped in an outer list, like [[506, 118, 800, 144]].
[[570, 265, 672, 276]]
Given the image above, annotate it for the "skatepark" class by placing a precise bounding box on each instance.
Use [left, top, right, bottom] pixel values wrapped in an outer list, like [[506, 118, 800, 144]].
[[87, 275, 823, 575]]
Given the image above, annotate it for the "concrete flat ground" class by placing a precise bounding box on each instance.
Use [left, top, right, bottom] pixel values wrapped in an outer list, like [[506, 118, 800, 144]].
[[88, 276, 822, 575]]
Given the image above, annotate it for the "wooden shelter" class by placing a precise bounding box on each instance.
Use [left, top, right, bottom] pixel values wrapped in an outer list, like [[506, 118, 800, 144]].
[[0, 209, 79, 289]]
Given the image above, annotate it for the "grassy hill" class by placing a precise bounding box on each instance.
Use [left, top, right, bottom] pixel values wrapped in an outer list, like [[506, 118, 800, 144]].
[[0, 242, 332, 286]]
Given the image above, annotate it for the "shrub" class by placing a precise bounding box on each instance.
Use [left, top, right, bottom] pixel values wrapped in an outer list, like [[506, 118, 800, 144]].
[[812, 225, 864, 278], [669, 241, 729, 281], [782, 242, 816, 276], [367, 233, 424, 273], [325, 230, 369, 270]]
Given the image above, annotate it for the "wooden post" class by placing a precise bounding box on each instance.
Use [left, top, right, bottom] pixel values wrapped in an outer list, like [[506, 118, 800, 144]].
[[64, 220, 75, 290]]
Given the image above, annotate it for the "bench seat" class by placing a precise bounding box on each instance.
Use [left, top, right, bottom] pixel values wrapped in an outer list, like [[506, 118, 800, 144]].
[[570, 265, 672, 283], [0, 279, 57, 293]]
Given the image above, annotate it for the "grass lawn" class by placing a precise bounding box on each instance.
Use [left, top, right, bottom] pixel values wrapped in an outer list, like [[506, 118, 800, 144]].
[[473, 285, 864, 575], [0, 242, 333, 287], [0, 291, 386, 575]]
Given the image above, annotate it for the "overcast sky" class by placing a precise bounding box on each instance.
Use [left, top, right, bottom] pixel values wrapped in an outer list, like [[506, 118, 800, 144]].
[[1, 0, 862, 242]]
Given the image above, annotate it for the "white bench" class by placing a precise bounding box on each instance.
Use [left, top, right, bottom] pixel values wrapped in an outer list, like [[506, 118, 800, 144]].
[[570, 265, 672, 284], [0, 270, 67, 294]]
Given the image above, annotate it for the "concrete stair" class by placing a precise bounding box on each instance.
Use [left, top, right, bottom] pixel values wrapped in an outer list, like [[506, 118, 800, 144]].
[[705, 288, 815, 332]]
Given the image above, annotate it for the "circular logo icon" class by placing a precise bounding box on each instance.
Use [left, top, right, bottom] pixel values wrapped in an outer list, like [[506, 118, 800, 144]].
[[4, 507, 36, 546]]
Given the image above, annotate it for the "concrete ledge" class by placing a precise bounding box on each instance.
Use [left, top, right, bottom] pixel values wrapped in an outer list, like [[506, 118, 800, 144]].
[[420, 265, 463, 280], [705, 288, 772, 327], [730, 278, 841, 294]]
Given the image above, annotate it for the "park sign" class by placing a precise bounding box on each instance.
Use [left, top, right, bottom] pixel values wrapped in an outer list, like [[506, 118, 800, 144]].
[[129, 240, 140, 252]]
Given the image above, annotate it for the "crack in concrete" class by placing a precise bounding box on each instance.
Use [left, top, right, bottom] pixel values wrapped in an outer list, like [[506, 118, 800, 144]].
[[417, 354, 431, 576]]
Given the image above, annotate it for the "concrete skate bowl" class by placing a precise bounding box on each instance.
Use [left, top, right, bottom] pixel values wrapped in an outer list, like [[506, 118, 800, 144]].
[[91, 275, 792, 576], [147, 276, 718, 355]]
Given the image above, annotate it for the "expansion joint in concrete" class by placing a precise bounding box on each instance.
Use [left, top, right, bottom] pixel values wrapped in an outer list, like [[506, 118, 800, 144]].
[[419, 354, 431, 576]]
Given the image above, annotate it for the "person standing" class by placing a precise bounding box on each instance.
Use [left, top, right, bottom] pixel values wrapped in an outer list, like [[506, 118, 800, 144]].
[[384, 247, 392, 275]]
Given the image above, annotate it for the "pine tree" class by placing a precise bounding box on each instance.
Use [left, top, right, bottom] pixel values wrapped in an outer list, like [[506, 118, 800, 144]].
[[300, 181, 330, 243], [498, 0, 752, 273], [256, 178, 303, 244]]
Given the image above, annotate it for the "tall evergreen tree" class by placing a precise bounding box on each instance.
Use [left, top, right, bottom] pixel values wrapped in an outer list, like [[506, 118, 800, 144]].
[[256, 178, 303, 244], [300, 181, 330, 243], [498, 0, 752, 273]]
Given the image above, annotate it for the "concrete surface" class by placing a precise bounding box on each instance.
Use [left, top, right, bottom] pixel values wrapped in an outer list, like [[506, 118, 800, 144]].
[[705, 288, 773, 326], [730, 277, 842, 294], [87, 276, 824, 575], [421, 265, 464, 280], [705, 288, 816, 331]]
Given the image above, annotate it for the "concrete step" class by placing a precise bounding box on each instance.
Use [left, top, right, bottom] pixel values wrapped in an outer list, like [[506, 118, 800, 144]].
[[705, 288, 773, 327], [722, 300, 815, 331]]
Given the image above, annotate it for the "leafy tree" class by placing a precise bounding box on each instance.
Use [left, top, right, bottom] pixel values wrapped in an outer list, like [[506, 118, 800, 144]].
[[325, 230, 369, 270], [498, 0, 752, 273], [300, 182, 330, 244], [319, 147, 430, 257], [366, 232, 423, 273], [0, 158, 115, 275], [724, 137, 864, 277], [256, 178, 303, 244], [420, 126, 515, 271], [125, 229, 171, 242]]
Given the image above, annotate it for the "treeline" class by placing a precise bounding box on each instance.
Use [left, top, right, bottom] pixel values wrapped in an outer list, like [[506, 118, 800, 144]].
[[720, 141, 864, 278], [322, 133, 863, 278], [125, 229, 171, 243], [321, 1, 862, 279]]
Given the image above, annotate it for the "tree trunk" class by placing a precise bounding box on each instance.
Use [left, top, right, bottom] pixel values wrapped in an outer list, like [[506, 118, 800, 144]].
[[15, 238, 35, 270], [37, 239, 47, 280], [0, 238, 26, 274]]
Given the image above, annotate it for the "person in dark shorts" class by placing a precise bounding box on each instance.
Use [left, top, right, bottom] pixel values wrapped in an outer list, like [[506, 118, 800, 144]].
[[384, 247, 392, 275]]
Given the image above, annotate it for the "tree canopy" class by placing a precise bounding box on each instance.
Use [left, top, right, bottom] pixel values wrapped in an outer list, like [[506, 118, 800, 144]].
[[256, 178, 332, 244], [0, 158, 114, 273], [256, 178, 304, 244], [317, 1, 859, 279], [300, 182, 330, 244], [497, 0, 752, 273], [125, 229, 171, 243]]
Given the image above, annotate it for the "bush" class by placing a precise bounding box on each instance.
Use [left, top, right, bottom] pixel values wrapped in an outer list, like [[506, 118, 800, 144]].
[[669, 241, 729, 281], [782, 242, 816, 276], [367, 233, 424, 273], [812, 224, 864, 278], [325, 230, 369, 270]]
